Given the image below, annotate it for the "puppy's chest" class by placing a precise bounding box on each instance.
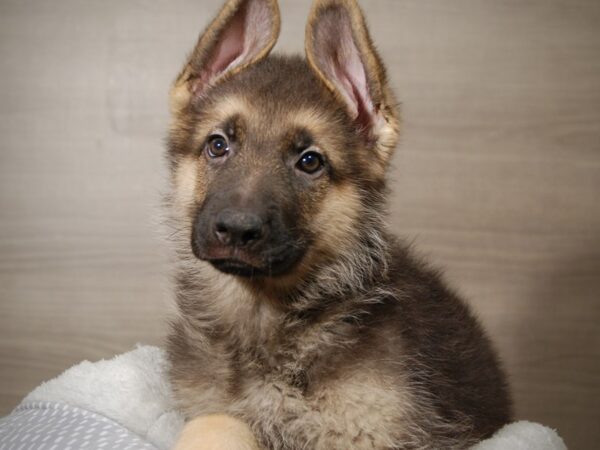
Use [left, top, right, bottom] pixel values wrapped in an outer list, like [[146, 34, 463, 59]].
[[232, 364, 405, 449], [228, 333, 313, 401], [222, 335, 406, 449], [230, 355, 310, 420], [225, 313, 335, 393]]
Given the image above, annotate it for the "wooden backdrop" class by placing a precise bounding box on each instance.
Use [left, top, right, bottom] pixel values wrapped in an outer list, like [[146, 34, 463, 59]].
[[0, 1, 598, 448]]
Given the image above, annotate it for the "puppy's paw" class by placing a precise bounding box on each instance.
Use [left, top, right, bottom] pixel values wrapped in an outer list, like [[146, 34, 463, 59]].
[[173, 414, 260, 450]]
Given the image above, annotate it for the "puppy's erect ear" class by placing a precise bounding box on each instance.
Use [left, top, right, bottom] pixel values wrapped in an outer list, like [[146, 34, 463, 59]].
[[305, 0, 399, 166], [171, 0, 280, 110]]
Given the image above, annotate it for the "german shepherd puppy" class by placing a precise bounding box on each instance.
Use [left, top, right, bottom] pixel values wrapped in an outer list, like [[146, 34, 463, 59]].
[[166, 0, 512, 449]]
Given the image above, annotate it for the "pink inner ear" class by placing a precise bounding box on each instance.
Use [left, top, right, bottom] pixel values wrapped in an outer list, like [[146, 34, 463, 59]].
[[202, 0, 274, 87], [312, 8, 375, 129], [209, 12, 246, 76]]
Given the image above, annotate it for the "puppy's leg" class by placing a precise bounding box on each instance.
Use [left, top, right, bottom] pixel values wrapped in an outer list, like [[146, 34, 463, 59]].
[[173, 414, 261, 450]]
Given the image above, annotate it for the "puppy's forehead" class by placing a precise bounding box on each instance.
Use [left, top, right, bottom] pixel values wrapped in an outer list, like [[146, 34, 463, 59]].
[[197, 92, 345, 150], [200, 93, 328, 127], [195, 95, 252, 135]]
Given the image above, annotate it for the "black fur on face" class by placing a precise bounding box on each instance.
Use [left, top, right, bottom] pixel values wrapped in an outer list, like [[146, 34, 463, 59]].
[[189, 149, 309, 278]]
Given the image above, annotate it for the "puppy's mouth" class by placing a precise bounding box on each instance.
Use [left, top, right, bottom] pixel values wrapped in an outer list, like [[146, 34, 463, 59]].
[[209, 258, 264, 277], [195, 244, 306, 278], [194, 245, 265, 277]]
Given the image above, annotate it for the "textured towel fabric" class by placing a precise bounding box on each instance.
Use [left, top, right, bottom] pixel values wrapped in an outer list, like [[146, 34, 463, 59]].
[[19, 346, 184, 450], [0, 402, 158, 450], [0, 346, 184, 450], [0, 346, 567, 449], [471, 421, 567, 450]]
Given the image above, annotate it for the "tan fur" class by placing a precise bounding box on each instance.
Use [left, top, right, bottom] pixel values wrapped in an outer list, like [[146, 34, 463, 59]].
[[223, 367, 417, 449], [173, 415, 260, 450], [192, 96, 253, 145], [196, 263, 281, 342], [170, 67, 194, 116], [306, 370, 412, 448], [173, 156, 202, 213], [272, 182, 363, 287], [311, 183, 362, 250]]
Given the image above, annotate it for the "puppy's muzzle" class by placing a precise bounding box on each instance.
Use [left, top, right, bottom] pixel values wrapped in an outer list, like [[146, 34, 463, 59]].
[[191, 192, 306, 277]]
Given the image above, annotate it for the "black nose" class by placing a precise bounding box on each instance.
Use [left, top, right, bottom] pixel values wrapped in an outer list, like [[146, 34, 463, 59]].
[[214, 209, 265, 247]]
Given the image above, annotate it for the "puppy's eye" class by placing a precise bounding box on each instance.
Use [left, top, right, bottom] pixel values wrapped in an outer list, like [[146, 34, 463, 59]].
[[296, 151, 324, 175], [206, 135, 230, 158]]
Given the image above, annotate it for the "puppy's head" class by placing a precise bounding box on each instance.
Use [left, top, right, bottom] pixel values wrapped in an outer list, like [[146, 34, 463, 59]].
[[168, 0, 399, 281]]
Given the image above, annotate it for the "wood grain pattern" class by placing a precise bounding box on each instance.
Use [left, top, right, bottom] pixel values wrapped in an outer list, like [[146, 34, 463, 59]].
[[1, 1, 598, 449]]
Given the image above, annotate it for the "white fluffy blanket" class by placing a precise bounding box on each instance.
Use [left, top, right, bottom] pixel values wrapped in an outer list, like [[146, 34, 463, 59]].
[[3, 346, 567, 449]]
